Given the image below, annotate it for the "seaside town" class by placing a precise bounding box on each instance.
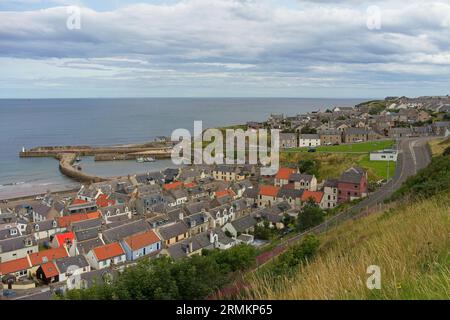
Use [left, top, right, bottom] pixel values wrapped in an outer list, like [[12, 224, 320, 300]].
[[1, 96, 450, 299]]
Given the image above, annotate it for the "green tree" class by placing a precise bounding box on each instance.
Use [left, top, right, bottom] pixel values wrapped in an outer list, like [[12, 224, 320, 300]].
[[298, 159, 320, 176], [300, 126, 317, 134], [297, 200, 325, 232]]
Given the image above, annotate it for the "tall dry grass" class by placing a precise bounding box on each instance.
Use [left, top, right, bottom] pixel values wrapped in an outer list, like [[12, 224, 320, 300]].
[[246, 196, 450, 299]]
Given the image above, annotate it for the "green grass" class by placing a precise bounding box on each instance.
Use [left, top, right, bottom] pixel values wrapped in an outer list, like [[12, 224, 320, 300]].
[[287, 140, 395, 153], [358, 154, 396, 180]]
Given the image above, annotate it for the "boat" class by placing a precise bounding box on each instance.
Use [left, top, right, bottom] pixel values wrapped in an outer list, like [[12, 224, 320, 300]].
[[75, 156, 81, 162], [143, 157, 155, 162], [136, 157, 144, 163]]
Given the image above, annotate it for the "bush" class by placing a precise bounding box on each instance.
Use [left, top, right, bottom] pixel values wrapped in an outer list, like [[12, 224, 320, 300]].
[[298, 159, 320, 176], [297, 200, 325, 232]]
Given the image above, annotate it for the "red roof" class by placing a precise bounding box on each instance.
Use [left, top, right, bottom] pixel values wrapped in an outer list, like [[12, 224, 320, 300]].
[[0, 257, 31, 275], [215, 189, 236, 198], [301, 191, 324, 203], [96, 194, 116, 208], [28, 247, 68, 266], [124, 230, 161, 251], [40, 261, 59, 278], [57, 211, 101, 228], [275, 167, 297, 180], [55, 232, 75, 246], [72, 198, 88, 205], [259, 185, 280, 197], [163, 181, 183, 190], [184, 182, 197, 188], [93, 242, 125, 261]]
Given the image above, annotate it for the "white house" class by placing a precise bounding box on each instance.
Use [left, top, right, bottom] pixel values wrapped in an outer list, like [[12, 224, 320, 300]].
[[299, 134, 321, 147], [369, 149, 398, 162], [86, 242, 126, 270]]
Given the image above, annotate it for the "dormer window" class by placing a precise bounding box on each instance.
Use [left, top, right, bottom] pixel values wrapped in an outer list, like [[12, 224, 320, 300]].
[[34, 225, 40, 232], [52, 220, 57, 228], [10, 228, 18, 236]]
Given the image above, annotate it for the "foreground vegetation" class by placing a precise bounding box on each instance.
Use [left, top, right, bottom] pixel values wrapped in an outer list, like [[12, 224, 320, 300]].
[[60, 245, 258, 300], [244, 144, 450, 299]]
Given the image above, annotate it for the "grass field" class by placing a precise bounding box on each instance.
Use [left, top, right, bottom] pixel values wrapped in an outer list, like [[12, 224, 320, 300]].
[[287, 140, 395, 153], [358, 154, 396, 180], [245, 195, 450, 299], [281, 145, 396, 181], [429, 137, 450, 156]]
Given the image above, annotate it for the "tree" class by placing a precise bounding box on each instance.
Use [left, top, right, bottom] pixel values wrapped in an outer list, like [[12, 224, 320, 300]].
[[298, 159, 320, 176], [297, 200, 325, 232], [300, 126, 317, 134]]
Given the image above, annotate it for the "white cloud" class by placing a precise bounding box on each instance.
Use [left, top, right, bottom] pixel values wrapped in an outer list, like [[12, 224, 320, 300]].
[[0, 0, 450, 97]]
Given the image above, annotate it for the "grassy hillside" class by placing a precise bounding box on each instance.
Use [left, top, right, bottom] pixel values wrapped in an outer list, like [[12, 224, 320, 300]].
[[245, 195, 450, 299], [287, 140, 394, 153], [245, 146, 450, 300]]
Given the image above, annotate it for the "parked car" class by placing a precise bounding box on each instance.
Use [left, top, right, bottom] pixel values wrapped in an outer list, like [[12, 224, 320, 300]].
[[307, 147, 316, 152]]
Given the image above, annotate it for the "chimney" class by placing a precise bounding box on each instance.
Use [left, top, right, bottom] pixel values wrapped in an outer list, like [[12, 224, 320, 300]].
[[188, 241, 193, 253], [209, 231, 215, 244], [179, 211, 184, 221], [98, 232, 104, 244]]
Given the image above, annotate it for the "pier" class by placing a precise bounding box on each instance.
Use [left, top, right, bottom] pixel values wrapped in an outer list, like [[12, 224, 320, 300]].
[[19, 143, 173, 183]]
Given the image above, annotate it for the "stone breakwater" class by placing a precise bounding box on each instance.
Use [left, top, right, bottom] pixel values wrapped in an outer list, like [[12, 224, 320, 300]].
[[57, 153, 109, 183], [19, 143, 173, 183]]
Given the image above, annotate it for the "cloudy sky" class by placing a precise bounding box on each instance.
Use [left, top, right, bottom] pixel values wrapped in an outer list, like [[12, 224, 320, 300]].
[[1, 0, 450, 98]]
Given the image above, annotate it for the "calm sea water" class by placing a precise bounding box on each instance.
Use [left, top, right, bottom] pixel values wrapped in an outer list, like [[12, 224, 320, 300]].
[[0, 98, 366, 199]]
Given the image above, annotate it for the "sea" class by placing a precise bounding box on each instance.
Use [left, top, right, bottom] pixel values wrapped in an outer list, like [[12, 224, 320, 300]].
[[0, 98, 367, 199]]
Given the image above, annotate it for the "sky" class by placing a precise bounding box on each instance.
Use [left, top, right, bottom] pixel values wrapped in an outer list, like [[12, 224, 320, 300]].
[[1, 0, 450, 98]]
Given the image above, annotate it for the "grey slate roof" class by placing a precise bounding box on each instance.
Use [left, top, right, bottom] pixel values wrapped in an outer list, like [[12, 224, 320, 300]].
[[277, 187, 303, 199], [0, 235, 36, 253], [157, 222, 188, 240], [231, 215, 257, 233], [75, 227, 99, 242], [102, 219, 150, 243], [55, 255, 89, 273], [76, 237, 104, 255], [339, 167, 366, 184], [288, 173, 314, 183], [300, 134, 320, 139], [71, 218, 102, 232]]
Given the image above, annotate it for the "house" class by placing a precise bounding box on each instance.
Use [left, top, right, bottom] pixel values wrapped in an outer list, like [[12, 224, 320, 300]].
[[102, 219, 151, 244], [323, 179, 339, 209], [47, 255, 91, 285], [274, 167, 297, 187], [163, 181, 183, 191], [276, 187, 303, 208], [67, 200, 98, 215], [208, 204, 235, 228], [184, 213, 210, 235], [212, 165, 246, 182], [57, 210, 101, 228], [29, 219, 60, 241], [389, 127, 412, 139], [258, 185, 280, 207], [135, 171, 165, 185], [77, 185, 102, 202], [343, 128, 369, 143], [169, 189, 189, 206], [29, 202, 58, 222], [86, 242, 126, 269], [319, 129, 342, 145], [208, 228, 236, 250], [288, 173, 318, 191], [157, 221, 189, 246], [301, 191, 326, 209], [0, 257, 32, 281], [370, 149, 398, 161], [165, 232, 212, 260], [299, 134, 321, 147], [431, 121, 450, 136], [50, 231, 75, 249], [135, 193, 168, 214], [121, 230, 162, 261], [0, 236, 38, 263], [222, 215, 257, 238], [251, 207, 285, 229], [338, 167, 368, 203], [279, 133, 297, 149], [28, 246, 69, 275]]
